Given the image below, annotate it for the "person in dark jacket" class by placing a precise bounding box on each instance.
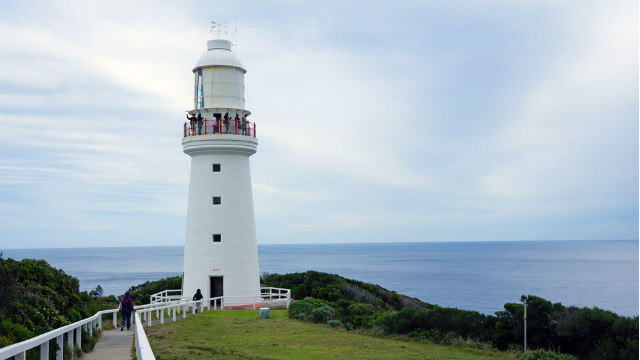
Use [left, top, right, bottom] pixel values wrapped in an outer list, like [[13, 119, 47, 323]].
[[213, 113, 221, 133], [223, 112, 230, 133], [120, 291, 135, 331], [193, 289, 204, 313], [186, 113, 196, 135], [196, 113, 204, 135]]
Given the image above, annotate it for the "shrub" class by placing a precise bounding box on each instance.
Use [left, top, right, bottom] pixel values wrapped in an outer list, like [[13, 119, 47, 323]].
[[0, 335, 12, 347], [327, 319, 343, 328], [288, 298, 334, 321], [347, 303, 376, 316], [63, 343, 73, 360], [80, 329, 97, 353], [0, 319, 34, 343], [518, 349, 575, 360], [311, 306, 336, 323], [126, 276, 182, 305]]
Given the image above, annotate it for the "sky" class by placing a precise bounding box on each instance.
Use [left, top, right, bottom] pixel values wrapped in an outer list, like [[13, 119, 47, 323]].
[[0, 0, 637, 248]]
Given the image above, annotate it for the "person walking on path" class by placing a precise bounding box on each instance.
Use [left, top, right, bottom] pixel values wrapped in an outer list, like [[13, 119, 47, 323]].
[[119, 291, 135, 331], [193, 289, 203, 313]]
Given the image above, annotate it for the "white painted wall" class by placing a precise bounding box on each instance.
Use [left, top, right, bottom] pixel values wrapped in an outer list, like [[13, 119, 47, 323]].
[[181, 135, 260, 303]]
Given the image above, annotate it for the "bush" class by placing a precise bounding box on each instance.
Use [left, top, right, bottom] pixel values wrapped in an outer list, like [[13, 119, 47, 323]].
[[0, 319, 34, 343], [409, 329, 461, 345], [327, 319, 343, 328], [80, 329, 97, 353], [63, 343, 73, 360], [126, 276, 182, 305], [0, 335, 12, 347], [519, 350, 575, 360], [311, 306, 336, 323], [347, 303, 376, 316], [288, 298, 334, 321]]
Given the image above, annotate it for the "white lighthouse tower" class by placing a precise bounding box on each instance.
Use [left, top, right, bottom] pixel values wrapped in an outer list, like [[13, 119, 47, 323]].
[[181, 37, 260, 305]]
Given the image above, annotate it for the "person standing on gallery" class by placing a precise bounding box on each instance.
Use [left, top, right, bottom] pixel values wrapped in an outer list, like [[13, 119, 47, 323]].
[[186, 113, 197, 135], [241, 114, 247, 135], [223, 112, 230, 133], [119, 291, 135, 331], [196, 113, 204, 135]]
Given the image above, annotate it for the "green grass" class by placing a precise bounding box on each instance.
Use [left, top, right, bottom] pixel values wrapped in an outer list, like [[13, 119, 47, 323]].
[[145, 310, 516, 360]]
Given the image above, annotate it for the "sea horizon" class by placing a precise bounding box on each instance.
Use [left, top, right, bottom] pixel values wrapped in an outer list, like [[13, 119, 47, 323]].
[[2, 240, 638, 317], [2, 238, 637, 251]]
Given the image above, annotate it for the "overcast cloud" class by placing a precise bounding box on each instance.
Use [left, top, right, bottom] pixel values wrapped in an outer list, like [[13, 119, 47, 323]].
[[0, 0, 637, 248]]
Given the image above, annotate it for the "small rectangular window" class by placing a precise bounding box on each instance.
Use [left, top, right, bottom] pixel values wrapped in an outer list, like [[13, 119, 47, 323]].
[[212, 234, 221, 242], [212, 164, 221, 172], [212, 196, 221, 205]]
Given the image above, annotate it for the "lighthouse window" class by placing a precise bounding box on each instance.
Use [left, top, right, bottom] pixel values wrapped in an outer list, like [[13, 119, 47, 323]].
[[195, 69, 204, 109], [212, 164, 221, 172], [212, 196, 221, 205], [212, 234, 221, 242]]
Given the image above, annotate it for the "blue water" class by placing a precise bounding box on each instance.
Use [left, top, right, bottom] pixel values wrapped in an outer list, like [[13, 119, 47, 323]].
[[2, 240, 638, 316]]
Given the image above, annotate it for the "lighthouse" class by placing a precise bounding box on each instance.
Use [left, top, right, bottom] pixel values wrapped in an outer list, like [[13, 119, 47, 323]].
[[181, 38, 260, 305]]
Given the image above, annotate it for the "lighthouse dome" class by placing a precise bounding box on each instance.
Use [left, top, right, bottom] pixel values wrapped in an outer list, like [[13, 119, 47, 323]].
[[193, 39, 246, 73]]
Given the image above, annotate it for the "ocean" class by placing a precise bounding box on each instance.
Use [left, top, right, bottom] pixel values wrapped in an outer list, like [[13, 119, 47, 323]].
[[2, 240, 638, 317]]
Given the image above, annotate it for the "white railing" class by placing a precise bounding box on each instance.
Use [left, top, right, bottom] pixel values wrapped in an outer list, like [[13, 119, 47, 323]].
[[0, 308, 111, 360], [149, 289, 183, 304], [149, 287, 291, 308], [1, 287, 291, 360], [261, 287, 292, 308], [134, 312, 155, 360], [0, 300, 184, 360]]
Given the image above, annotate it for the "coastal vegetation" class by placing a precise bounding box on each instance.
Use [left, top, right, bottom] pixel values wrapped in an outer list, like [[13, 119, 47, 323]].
[[0, 255, 114, 358], [1, 257, 636, 360], [126, 275, 182, 305], [262, 271, 638, 360]]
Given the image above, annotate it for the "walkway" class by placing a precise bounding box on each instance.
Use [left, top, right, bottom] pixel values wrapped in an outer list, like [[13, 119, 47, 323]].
[[82, 328, 133, 360]]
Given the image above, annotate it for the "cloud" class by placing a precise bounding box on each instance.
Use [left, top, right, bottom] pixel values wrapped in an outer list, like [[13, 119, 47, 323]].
[[0, 0, 636, 248]]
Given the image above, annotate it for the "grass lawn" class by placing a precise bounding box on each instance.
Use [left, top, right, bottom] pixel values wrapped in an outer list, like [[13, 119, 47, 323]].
[[145, 309, 515, 360]]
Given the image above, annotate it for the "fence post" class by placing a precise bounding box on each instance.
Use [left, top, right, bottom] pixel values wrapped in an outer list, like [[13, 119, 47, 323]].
[[113, 311, 117, 329], [55, 334, 63, 360], [172, 306, 176, 321], [75, 327, 81, 350], [160, 308, 164, 324], [66, 331, 73, 358], [183, 305, 187, 319], [39, 340, 49, 360]]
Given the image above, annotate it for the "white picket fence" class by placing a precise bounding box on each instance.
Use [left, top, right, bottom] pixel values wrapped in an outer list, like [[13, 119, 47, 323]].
[[0, 300, 178, 360], [0, 287, 291, 360]]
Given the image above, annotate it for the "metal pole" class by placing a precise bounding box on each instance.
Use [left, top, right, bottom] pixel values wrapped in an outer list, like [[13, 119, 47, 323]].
[[523, 300, 527, 353]]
